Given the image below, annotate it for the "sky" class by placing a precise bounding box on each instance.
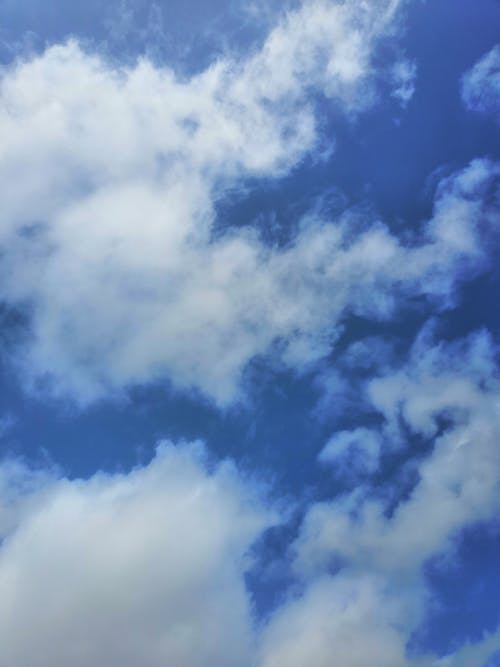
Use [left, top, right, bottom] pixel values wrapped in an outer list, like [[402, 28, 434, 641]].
[[0, 0, 499, 665]]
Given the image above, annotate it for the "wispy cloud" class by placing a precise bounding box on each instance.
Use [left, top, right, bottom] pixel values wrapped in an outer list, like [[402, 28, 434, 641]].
[[261, 328, 500, 666], [462, 44, 500, 121]]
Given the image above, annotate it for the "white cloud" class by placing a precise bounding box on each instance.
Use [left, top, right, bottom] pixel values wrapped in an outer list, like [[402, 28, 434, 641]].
[[0, 0, 430, 406], [462, 44, 500, 121], [259, 571, 500, 667], [0, 330, 498, 667], [433, 631, 500, 667], [0, 4, 497, 665], [0, 442, 273, 667], [1, 92, 497, 406], [297, 330, 500, 575], [0, 2, 496, 410], [256, 328, 500, 667], [258, 573, 418, 667]]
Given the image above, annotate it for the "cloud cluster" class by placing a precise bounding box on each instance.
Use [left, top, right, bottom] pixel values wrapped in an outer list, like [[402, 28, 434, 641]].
[[0, 17, 497, 405], [0, 3, 498, 666], [1, 330, 499, 667], [0, 0, 443, 405], [269, 330, 500, 666], [462, 44, 500, 121], [3, 155, 497, 406], [306, 329, 500, 573]]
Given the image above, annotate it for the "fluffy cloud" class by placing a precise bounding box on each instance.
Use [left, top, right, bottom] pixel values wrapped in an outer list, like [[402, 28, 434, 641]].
[[0, 1, 496, 408], [462, 44, 500, 121], [258, 329, 500, 667], [258, 573, 419, 667], [0, 443, 272, 667], [0, 330, 498, 666], [0, 3, 498, 666], [0, 0, 457, 406], [297, 329, 500, 575], [0, 47, 497, 407]]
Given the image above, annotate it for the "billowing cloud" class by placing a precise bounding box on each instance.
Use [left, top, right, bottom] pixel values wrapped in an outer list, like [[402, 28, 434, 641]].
[[0, 329, 499, 666], [0, 0, 455, 406], [0, 2, 498, 666], [0, 1, 496, 408], [462, 44, 500, 121], [258, 572, 419, 667], [0, 32, 497, 408], [0, 443, 272, 667]]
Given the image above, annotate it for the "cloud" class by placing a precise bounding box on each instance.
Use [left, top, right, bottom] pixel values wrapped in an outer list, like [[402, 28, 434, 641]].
[[256, 328, 500, 666], [0, 58, 497, 407], [258, 573, 417, 667], [318, 427, 383, 478], [0, 4, 498, 666], [462, 44, 500, 121], [0, 330, 498, 666], [391, 58, 417, 107], [0, 0, 438, 406], [434, 632, 500, 667], [0, 442, 273, 667], [259, 571, 500, 667], [0, 1, 496, 411], [297, 329, 500, 575]]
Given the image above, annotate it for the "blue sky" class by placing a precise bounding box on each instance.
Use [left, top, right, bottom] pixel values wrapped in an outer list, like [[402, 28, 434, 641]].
[[0, 1, 498, 665]]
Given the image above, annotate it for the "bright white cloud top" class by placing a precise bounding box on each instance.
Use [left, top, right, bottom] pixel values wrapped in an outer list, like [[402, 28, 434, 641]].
[[0, 444, 272, 666]]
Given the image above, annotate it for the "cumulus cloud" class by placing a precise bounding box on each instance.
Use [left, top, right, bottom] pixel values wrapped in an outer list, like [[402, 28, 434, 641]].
[[0, 0, 459, 406], [0, 48, 497, 407], [0, 3, 498, 666], [257, 328, 500, 667], [0, 330, 498, 666], [297, 329, 500, 575], [462, 44, 500, 121], [0, 442, 273, 667], [0, 0, 496, 408], [259, 572, 417, 667], [260, 570, 500, 667]]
